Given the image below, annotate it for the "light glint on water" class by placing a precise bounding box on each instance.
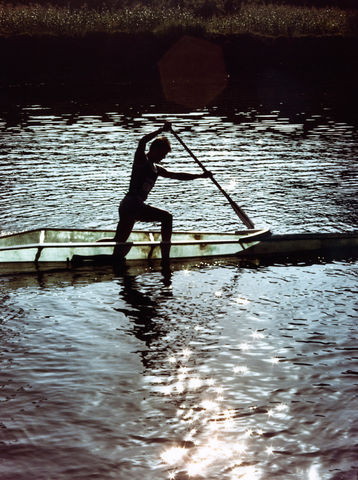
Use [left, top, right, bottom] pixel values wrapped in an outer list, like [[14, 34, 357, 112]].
[[0, 103, 357, 480]]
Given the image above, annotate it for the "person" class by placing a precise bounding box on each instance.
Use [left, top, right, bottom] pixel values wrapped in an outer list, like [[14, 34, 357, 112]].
[[113, 121, 211, 262]]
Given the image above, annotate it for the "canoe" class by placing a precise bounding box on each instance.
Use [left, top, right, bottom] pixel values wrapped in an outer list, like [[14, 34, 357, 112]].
[[0, 228, 356, 270], [0, 227, 269, 264]]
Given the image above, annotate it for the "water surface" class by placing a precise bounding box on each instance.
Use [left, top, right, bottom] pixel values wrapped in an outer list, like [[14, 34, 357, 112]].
[[1, 103, 357, 234], [0, 97, 357, 480]]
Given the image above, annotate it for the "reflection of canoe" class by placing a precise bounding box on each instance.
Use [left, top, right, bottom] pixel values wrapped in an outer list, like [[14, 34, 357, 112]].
[[0, 228, 269, 265], [0, 228, 357, 270]]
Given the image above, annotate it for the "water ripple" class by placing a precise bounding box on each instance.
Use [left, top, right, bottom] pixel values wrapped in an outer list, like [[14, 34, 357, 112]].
[[1, 101, 358, 479], [1, 107, 357, 233]]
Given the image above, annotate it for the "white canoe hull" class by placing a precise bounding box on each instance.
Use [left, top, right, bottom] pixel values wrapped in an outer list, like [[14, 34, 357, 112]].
[[0, 228, 269, 263]]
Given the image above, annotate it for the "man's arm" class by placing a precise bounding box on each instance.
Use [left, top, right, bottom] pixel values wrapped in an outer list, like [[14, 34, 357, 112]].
[[136, 122, 172, 154], [157, 166, 211, 181]]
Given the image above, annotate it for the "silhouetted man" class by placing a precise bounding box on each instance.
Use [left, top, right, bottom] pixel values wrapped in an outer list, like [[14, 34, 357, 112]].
[[114, 122, 210, 262]]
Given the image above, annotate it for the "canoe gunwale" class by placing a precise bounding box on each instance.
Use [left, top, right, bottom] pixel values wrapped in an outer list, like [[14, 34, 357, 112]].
[[0, 227, 264, 241], [266, 231, 358, 241], [1, 229, 357, 267], [0, 228, 270, 264], [0, 236, 267, 252]]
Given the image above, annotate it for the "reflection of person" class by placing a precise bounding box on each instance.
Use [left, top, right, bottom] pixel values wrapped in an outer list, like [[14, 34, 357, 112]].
[[114, 122, 210, 262], [115, 269, 173, 368]]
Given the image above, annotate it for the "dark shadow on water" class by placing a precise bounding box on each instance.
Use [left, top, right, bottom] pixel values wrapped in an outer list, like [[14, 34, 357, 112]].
[[114, 272, 171, 359], [1, 73, 358, 128], [0, 260, 173, 368]]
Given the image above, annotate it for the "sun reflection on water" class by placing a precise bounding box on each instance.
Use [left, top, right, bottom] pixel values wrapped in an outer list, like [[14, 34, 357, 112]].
[[154, 313, 292, 479], [160, 447, 187, 466], [232, 296, 250, 306], [225, 179, 237, 192], [233, 365, 249, 374], [157, 356, 266, 479], [231, 465, 260, 480], [269, 356, 280, 364], [251, 331, 265, 340], [239, 342, 250, 351]]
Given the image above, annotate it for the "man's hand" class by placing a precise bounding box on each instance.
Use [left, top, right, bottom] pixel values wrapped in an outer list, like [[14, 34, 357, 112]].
[[201, 170, 213, 178], [162, 121, 172, 133]]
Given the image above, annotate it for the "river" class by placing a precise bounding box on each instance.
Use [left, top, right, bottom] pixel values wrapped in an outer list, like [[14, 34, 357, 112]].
[[0, 88, 357, 480]]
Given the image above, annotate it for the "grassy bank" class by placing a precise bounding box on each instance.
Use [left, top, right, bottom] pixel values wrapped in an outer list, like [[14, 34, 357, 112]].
[[0, 2, 357, 38], [1, 2, 357, 102]]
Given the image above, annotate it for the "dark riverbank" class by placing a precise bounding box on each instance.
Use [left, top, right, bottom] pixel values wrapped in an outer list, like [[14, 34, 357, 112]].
[[1, 33, 357, 111]]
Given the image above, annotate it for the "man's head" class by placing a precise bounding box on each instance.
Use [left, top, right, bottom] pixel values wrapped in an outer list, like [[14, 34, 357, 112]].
[[148, 137, 172, 163]]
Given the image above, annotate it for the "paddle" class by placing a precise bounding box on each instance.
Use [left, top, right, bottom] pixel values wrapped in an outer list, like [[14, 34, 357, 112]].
[[170, 128, 255, 229]]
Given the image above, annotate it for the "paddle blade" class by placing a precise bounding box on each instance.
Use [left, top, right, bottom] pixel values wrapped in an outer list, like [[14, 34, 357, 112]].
[[231, 200, 255, 229]]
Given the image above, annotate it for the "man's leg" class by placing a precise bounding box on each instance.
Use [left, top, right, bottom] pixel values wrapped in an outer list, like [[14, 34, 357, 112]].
[[159, 212, 172, 261], [113, 215, 135, 259], [137, 204, 173, 260]]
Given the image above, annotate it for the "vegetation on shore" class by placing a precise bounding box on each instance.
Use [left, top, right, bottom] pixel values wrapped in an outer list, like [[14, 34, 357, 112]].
[[0, 1, 357, 38]]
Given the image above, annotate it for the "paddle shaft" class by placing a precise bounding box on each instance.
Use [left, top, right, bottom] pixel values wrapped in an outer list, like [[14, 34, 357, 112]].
[[171, 129, 255, 229]]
